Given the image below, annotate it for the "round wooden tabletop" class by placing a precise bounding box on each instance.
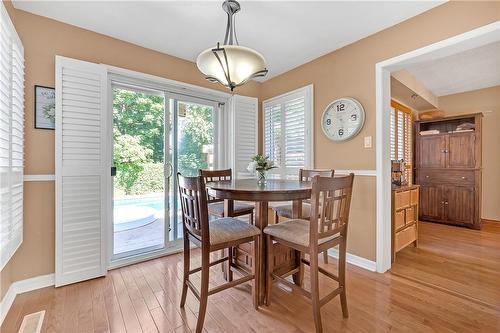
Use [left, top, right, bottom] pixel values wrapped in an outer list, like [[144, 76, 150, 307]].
[[206, 178, 311, 202]]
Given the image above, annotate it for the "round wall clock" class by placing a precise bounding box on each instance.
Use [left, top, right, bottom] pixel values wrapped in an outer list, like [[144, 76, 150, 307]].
[[321, 97, 365, 141]]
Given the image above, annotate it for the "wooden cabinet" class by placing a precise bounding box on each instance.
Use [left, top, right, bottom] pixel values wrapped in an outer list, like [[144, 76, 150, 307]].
[[419, 184, 443, 221], [392, 185, 419, 262], [419, 135, 446, 168], [415, 113, 482, 229]]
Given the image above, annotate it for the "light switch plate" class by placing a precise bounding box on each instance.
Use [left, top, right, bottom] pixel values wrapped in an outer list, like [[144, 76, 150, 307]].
[[364, 136, 372, 148]]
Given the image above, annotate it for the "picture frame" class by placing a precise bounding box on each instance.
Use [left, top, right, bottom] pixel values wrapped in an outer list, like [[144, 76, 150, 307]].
[[34, 85, 55, 130]]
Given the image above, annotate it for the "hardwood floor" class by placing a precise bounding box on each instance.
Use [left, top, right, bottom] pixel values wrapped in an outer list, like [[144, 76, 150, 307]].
[[2, 246, 500, 333], [391, 220, 500, 308]]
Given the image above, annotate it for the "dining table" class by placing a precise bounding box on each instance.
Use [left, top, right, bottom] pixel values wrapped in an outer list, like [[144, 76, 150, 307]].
[[206, 178, 312, 305]]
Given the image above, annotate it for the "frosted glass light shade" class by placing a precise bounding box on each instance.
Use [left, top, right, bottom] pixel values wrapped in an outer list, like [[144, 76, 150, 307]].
[[196, 45, 267, 90]]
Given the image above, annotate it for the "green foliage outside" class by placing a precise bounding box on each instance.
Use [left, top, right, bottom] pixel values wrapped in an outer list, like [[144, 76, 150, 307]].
[[113, 89, 213, 195], [177, 102, 214, 176]]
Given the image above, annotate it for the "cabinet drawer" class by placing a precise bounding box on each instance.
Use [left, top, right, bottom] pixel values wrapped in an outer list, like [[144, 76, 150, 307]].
[[406, 206, 415, 224], [419, 170, 474, 185], [395, 224, 417, 252], [410, 189, 419, 205], [394, 210, 405, 230], [394, 191, 410, 210]]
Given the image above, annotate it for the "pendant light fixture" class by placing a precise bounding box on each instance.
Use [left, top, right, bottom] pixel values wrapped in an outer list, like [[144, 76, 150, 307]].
[[196, 0, 268, 91]]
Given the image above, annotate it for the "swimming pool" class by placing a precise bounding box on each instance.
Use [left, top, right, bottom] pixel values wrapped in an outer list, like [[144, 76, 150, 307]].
[[114, 194, 165, 231]]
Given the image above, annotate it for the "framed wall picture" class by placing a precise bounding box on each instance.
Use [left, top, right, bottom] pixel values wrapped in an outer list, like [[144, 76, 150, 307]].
[[34, 85, 55, 130]]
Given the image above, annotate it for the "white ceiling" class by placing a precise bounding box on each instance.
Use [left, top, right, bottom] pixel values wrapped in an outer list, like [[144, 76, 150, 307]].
[[405, 41, 500, 96], [12, 0, 444, 80]]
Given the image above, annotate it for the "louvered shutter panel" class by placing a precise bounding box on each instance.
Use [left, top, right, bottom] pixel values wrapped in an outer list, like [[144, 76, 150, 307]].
[[0, 6, 12, 264], [231, 95, 258, 178], [0, 2, 24, 270], [284, 96, 305, 174], [55, 56, 108, 286], [263, 104, 281, 168], [390, 108, 395, 160], [10, 36, 24, 260], [263, 85, 312, 179]]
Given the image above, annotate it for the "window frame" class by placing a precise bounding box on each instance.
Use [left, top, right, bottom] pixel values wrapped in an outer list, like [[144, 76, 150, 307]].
[[262, 84, 314, 179]]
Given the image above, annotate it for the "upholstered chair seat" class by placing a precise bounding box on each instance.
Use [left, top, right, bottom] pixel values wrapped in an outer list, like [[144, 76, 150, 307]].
[[208, 217, 260, 246]]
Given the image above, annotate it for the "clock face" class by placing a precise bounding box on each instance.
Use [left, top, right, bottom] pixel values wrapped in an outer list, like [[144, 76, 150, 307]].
[[321, 98, 365, 141]]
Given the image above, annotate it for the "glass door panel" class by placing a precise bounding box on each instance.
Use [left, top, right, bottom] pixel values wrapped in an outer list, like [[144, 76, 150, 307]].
[[112, 86, 169, 258], [169, 99, 216, 241]]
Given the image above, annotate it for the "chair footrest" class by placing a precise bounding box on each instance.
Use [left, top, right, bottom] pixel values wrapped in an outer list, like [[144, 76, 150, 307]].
[[208, 274, 254, 296], [320, 287, 342, 307]]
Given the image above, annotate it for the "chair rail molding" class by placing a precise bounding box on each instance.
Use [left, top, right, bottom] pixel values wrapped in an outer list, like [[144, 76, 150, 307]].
[[23, 174, 55, 182]]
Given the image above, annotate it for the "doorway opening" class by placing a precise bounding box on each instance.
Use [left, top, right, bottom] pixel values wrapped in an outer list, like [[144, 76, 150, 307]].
[[376, 22, 500, 307]]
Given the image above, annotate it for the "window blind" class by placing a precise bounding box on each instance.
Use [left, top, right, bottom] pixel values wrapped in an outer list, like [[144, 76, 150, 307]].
[[0, 2, 24, 270], [390, 100, 413, 184], [263, 85, 313, 178]]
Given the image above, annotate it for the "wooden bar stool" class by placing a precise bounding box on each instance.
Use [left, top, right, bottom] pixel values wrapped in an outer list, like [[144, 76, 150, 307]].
[[272, 169, 334, 263], [264, 174, 354, 333], [200, 169, 255, 224], [178, 173, 261, 333]]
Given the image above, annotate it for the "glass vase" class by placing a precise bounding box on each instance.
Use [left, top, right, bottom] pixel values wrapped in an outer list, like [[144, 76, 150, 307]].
[[257, 170, 267, 185]]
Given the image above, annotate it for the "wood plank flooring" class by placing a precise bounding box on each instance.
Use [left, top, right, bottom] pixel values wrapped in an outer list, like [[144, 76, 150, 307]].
[[391, 220, 500, 308], [2, 245, 500, 333]]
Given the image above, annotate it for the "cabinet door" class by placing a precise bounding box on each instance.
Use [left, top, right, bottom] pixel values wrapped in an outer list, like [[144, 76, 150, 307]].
[[419, 136, 446, 168], [444, 186, 475, 226], [419, 185, 444, 221], [447, 133, 475, 169]]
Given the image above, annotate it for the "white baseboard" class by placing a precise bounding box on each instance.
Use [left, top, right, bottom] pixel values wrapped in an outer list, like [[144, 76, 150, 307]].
[[328, 248, 377, 272], [0, 273, 54, 325]]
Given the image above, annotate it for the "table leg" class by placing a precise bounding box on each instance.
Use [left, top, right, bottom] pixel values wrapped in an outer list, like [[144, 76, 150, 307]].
[[223, 199, 235, 281], [291, 199, 303, 286], [254, 201, 268, 305]]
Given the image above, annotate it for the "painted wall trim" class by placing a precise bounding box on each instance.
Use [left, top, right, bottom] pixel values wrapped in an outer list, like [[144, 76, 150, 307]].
[[23, 174, 55, 181], [328, 248, 376, 272], [335, 169, 376, 176], [0, 273, 55, 325]]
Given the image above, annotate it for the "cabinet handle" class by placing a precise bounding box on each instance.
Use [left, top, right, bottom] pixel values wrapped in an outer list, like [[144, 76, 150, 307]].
[[425, 175, 430, 178], [441, 201, 445, 204], [461, 176, 466, 180], [444, 201, 449, 205]]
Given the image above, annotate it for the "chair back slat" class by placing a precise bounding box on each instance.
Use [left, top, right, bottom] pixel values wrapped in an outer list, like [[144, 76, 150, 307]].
[[309, 174, 354, 247], [199, 169, 232, 203], [177, 173, 210, 243], [299, 169, 334, 181]]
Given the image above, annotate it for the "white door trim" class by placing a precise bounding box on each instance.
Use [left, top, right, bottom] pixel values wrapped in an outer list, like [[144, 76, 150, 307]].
[[375, 21, 500, 273]]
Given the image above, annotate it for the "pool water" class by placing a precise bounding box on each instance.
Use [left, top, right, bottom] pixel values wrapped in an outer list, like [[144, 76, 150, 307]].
[[114, 194, 165, 231]]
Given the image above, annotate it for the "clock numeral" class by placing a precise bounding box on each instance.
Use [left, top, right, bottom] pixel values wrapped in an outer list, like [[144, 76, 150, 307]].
[[338, 128, 344, 136], [336, 104, 345, 112], [326, 119, 331, 125], [351, 114, 357, 121]]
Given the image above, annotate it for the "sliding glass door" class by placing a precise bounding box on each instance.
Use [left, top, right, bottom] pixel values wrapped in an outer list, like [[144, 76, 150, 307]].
[[111, 86, 170, 259], [110, 85, 217, 263], [169, 97, 216, 241]]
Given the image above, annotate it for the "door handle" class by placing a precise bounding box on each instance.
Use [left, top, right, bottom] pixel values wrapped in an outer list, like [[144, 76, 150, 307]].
[[165, 161, 173, 179], [111, 166, 117, 176]]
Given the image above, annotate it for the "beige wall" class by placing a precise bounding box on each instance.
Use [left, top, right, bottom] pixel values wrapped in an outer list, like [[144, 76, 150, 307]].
[[1, 0, 499, 300], [436, 86, 500, 221], [259, 1, 500, 261], [0, 0, 260, 300]]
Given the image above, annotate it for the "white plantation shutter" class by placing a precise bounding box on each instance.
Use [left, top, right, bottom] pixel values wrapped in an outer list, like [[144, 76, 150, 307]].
[[390, 100, 413, 184], [0, 2, 24, 270], [263, 85, 313, 179], [229, 95, 258, 178], [55, 56, 108, 286], [264, 104, 281, 168]]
